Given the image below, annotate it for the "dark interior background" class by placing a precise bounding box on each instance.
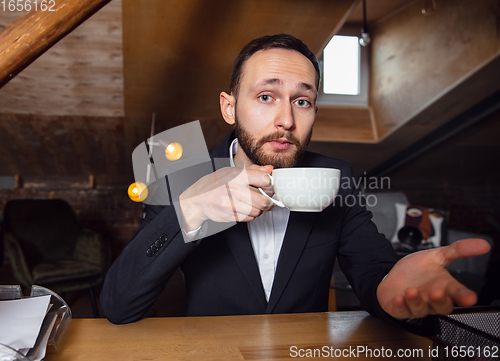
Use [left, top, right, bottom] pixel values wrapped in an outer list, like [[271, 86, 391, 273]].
[[0, 0, 499, 314]]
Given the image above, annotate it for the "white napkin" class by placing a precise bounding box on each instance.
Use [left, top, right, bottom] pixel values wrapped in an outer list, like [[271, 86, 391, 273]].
[[0, 295, 51, 351]]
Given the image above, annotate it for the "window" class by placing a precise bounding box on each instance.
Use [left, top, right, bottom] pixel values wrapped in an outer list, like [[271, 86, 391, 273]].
[[316, 28, 369, 107], [323, 35, 359, 95]]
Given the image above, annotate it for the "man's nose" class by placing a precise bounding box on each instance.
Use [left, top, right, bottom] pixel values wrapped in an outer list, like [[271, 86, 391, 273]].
[[274, 102, 295, 130]]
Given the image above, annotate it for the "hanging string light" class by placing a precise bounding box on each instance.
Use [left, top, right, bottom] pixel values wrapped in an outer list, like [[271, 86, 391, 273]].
[[128, 182, 148, 202], [359, 0, 371, 47], [165, 142, 183, 161], [422, 0, 437, 15]]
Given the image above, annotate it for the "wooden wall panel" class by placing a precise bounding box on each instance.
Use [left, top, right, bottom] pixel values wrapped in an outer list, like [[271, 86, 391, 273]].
[[370, 0, 500, 139], [7, 0, 497, 179], [346, 0, 413, 25], [310, 0, 500, 177], [0, 0, 124, 117], [121, 0, 357, 157], [309, 55, 500, 178], [312, 106, 377, 143], [0, 116, 36, 174], [0, 114, 127, 177]]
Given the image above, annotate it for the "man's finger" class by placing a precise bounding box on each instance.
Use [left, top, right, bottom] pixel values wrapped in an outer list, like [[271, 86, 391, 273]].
[[445, 280, 478, 307], [428, 288, 454, 315], [229, 186, 274, 212], [440, 238, 490, 267], [246, 169, 273, 189], [404, 288, 429, 319], [392, 295, 411, 319], [234, 212, 257, 223], [246, 164, 273, 173]]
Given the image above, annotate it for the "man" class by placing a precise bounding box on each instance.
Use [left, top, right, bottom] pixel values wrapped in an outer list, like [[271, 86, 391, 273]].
[[101, 34, 489, 325]]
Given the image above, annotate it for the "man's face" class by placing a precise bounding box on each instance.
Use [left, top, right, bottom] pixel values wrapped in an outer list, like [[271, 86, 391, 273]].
[[221, 48, 318, 168]]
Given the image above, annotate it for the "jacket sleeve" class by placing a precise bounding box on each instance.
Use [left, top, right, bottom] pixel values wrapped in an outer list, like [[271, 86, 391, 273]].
[[336, 163, 432, 335], [335, 163, 398, 318], [100, 203, 198, 324]]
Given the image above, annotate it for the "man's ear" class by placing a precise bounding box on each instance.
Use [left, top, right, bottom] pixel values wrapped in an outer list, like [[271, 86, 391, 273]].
[[220, 91, 236, 125]]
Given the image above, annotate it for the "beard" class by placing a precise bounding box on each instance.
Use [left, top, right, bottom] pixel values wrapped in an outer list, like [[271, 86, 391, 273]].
[[234, 114, 312, 169]]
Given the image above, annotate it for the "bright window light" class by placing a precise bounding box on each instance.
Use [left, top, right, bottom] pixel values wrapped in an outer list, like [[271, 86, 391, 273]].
[[323, 35, 360, 95]]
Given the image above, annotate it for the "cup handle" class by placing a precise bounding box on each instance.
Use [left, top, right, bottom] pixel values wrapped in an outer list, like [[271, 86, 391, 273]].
[[258, 174, 286, 208]]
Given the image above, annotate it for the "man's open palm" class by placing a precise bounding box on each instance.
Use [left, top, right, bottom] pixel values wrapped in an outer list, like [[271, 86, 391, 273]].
[[377, 238, 491, 319]]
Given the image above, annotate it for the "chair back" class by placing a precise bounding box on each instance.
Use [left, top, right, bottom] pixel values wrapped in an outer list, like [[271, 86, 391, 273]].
[[3, 199, 82, 267]]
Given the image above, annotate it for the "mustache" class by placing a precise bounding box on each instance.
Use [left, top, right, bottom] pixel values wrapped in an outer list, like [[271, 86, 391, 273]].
[[257, 131, 301, 148]]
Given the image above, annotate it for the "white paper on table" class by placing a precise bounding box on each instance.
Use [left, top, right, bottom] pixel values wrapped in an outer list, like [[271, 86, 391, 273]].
[[32, 313, 57, 361], [0, 344, 22, 361], [0, 295, 51, 351]]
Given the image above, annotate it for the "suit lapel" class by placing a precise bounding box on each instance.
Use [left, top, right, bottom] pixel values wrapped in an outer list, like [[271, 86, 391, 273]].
[[211, 132, 318, 312], [225, 221, 268, 310], [266, 211, 317, 313]]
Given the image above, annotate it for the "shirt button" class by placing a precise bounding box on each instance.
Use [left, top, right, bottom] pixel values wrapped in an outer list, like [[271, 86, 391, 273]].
[[263, 254, 269, 260]]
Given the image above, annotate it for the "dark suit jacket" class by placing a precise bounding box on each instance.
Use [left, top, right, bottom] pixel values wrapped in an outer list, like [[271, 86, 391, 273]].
[[101, 131, 399, 325]]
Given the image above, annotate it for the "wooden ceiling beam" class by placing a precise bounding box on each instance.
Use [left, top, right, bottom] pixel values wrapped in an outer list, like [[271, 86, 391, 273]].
[[0, 0, 112, 88]]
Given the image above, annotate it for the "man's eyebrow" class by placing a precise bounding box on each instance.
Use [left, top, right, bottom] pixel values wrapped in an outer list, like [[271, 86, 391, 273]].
[[253, 78, 283, 89], [252, 78, 316, 93], [298, 82, 315, 92]]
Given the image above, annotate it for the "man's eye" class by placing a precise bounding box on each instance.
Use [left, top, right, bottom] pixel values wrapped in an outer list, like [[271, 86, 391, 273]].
[[295, 99, 310, 107], [259, 95, 272, 102]]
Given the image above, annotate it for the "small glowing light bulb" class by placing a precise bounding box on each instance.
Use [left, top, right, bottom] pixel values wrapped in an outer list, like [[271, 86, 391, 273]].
[[165, 142, 183, 161], [359, 32, 371, 47], [128, 182, 148, 202]]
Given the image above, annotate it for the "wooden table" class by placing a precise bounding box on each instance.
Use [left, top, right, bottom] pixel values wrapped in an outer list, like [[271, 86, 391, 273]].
[[45, 311, 432, 360]]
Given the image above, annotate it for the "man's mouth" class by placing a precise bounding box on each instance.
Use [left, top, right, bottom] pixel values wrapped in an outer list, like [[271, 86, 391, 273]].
[[267, 138, 294, 150]]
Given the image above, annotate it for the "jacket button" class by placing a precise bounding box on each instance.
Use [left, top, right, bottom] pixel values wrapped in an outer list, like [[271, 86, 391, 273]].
[[150, 245, 158, 253], [160, 234, 167, 243], [146, 248, 154, 257], [155, 240, 163, 248]]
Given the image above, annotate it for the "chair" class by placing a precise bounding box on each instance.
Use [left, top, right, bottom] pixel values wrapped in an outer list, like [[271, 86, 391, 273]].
[[2, 199, 110, 317]]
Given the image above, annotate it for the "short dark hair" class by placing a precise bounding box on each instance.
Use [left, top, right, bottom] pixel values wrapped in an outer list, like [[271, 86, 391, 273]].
[[230, 34, 321, 97]]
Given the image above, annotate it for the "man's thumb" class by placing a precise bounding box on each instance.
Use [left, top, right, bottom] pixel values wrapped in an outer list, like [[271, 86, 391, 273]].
[[261, 165, 274, 173], [442, 238, 490, 267]]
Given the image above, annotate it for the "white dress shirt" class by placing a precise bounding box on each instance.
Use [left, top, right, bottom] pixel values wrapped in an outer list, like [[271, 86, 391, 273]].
[[229, 139, 290, 301]]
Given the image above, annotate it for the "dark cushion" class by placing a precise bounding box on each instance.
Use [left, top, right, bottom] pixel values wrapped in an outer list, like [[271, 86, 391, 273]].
[[32, 259, 102, 284]]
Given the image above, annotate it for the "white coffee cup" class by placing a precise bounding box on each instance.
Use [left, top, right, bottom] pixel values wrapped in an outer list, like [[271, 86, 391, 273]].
[[259, 168, 341, 212]]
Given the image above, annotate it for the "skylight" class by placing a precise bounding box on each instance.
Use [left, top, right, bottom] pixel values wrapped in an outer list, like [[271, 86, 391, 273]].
[[316, 28, 368, 107], [323, 35, 360, 95]]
